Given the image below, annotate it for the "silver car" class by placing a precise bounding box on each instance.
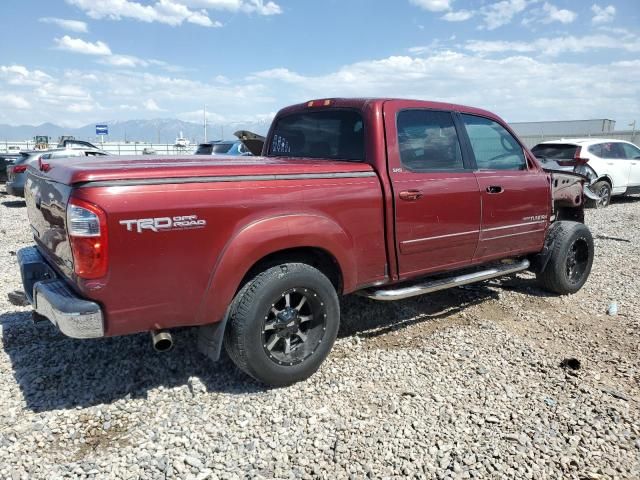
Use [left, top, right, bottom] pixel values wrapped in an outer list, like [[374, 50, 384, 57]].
[[5, 147, 108, 197]]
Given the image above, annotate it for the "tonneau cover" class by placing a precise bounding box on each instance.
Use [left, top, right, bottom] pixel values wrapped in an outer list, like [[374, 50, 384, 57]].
[[29, 155, 375, 186]]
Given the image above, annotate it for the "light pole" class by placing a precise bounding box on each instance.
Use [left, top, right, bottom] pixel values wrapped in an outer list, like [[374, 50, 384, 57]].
[[203, 104, 207, 143]]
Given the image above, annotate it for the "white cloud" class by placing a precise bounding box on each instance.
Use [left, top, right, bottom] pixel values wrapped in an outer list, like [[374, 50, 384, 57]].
[[442, 10, 473, 22], [100, 54, 147, 68], [66, 0, 222, 27], [144, 99, 164, 111], [164, 0, 282, 14], [2, 34, 639, 129], [481, 0, 528, 30], [65, 0, 281, 27], [0, 94, 31, 109], [541, 3, 576, 24], [248, 52, 640, 123], [68, 103, 97, 113], [54, 35, 112, 55], [416, 0, 531, 29], [409, 0, 451, 12], [591, 4, 615, 24], [0, 65, 52, 86], [240, 0, 281, 15], [38, 17, 89, 32], [466, 33, 640, 56]]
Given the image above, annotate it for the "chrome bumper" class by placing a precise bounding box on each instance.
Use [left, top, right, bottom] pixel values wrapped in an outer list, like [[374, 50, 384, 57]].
[[17, 247, 104, 339]]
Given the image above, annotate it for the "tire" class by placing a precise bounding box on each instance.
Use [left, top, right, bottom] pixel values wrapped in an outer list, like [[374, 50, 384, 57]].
[[536, 221, 594, 295], [224, 263, 340, 386], [586, 180, 612, 208]]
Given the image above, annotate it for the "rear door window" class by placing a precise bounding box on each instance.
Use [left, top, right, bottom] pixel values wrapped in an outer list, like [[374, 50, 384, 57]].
[[396, 110, 464, 171], [461, 115, 526, 170], [268, 109, 365, 161]]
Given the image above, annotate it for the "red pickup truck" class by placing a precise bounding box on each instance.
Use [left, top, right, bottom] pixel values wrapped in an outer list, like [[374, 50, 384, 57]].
[[17, 98, 594, 386]]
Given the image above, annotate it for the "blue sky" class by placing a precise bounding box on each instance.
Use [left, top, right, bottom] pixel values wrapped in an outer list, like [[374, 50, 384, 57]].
[[0, 0, 638, 129]]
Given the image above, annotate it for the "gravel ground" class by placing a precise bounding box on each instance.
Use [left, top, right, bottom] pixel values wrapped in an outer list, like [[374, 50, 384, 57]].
[[0, 186, 638, 480]]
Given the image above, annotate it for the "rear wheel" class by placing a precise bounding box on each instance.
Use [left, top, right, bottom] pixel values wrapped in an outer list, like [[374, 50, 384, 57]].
[[587, 180, 612, 208], [224, 263, 340, 386], [536, 221, 594, 295]]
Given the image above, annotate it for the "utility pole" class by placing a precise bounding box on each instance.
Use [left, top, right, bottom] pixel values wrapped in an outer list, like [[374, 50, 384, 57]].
[[630, 121, 637, 142], [203, 104, 207, 143]]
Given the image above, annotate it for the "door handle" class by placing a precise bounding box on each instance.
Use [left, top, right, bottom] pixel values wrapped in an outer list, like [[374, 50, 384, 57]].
[[399, 190, 423, 201], [486, 185, 503, 194]]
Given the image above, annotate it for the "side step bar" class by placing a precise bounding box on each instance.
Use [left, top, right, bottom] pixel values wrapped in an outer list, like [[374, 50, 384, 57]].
[[360, 259, 530, 301]]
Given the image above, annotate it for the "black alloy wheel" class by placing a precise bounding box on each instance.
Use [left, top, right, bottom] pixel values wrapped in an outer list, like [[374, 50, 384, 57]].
[[262, 288, 327, 366]]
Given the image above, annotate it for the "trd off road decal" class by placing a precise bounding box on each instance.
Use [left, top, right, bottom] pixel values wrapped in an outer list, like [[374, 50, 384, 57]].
[[119, 215, 206, 233]]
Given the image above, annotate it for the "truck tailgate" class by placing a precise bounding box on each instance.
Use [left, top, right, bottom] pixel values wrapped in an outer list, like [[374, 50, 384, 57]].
[[24, 170, 75, 278]]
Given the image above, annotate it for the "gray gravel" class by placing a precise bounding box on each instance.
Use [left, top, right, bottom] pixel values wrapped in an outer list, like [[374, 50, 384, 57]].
[[1, 187, 639, 479]]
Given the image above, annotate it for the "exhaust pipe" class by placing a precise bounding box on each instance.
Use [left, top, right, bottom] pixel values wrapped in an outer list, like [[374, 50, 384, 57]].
[[151, 330, 174, 352]]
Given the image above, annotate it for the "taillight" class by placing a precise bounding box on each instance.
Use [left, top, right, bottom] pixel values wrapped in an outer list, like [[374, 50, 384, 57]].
[[573, 146, 590, 165], [67, 197, 108, 279], [12, 165, 27, 173]]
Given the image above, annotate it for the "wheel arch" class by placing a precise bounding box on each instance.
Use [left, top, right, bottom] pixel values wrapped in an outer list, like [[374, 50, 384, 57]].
[[196, 213, 356, 326], [595, 175, 613, 187]]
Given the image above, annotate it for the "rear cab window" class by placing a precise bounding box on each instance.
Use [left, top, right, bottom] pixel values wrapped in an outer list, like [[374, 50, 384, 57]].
[[268, 109, 365, 161], [461, 114, 526, 171]]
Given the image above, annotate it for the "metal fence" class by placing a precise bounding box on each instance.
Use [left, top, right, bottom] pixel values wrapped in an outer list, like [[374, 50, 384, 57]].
[[2, 130, 639, 155], [517, 130, 639, 148], [0, 141, 194, 155]]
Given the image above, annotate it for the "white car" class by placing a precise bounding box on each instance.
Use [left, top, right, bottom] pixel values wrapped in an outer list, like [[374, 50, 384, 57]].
[[532, 138, 640, 207]]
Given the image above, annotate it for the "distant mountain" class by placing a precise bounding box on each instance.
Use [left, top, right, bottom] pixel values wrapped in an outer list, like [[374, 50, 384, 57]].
[[0, 119, 269, 144]]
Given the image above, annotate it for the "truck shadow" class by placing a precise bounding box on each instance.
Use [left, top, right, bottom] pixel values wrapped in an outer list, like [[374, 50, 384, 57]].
[[2, 200, 26, 208], [338, 285, 500, 339], [2, 282, 521, 412], [0, 311, 261, 412], [610, 194, 640, 205]]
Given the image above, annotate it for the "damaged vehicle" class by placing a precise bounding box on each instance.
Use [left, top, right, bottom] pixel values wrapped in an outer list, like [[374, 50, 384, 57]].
[[16, 98, 594, 386], [532, 139, 640, 208]]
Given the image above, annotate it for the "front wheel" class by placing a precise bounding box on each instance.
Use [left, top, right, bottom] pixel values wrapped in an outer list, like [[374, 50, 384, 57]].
[[224, 263, 340, 386], [536, 221, 594, 295]]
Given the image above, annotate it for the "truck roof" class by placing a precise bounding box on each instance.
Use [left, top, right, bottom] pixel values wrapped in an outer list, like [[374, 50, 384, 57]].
[[278, 98, 502, 121]]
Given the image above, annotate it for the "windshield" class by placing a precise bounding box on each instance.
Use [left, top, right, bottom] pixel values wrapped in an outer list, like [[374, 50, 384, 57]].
[[531, 143, 578, 160], [268, 109, 365, 161]]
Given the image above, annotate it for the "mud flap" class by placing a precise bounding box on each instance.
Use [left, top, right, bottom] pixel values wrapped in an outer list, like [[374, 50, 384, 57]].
[[528, 222, 561, 274], [197, 311, 230, 362]]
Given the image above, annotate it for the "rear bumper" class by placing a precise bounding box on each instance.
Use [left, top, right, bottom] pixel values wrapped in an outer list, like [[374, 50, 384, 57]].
[[6, 182, 24, 197], [17, 247, 104, 339]]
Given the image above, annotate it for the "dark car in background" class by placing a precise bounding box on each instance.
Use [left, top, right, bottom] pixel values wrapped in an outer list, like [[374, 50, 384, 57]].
[[0, 153, 21, 182], [195, 140, 252, 156], [194, 131, 266, 156], [6, 147, 108, 197]]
